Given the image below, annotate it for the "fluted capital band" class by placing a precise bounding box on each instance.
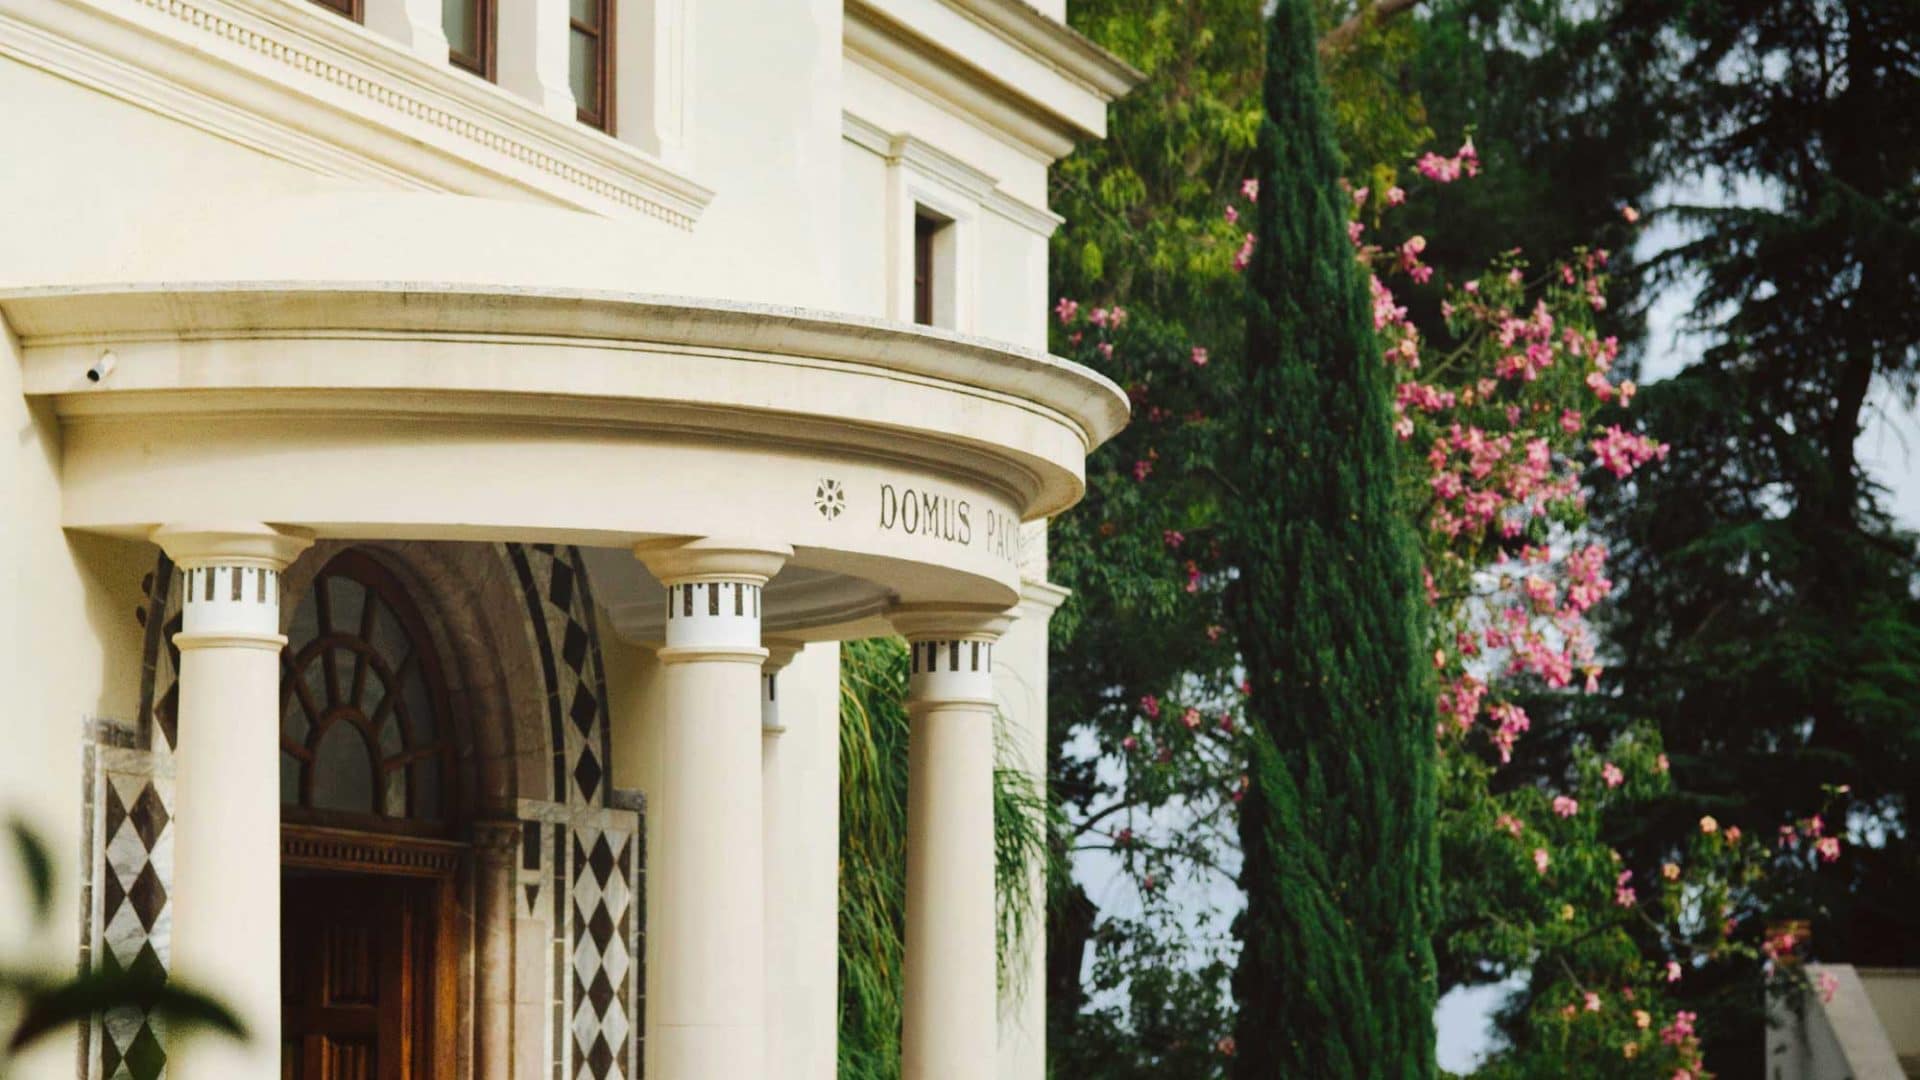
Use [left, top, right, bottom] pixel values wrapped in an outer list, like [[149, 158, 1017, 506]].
[[154, 523, 312, 638], [636, 538, 790, 651]]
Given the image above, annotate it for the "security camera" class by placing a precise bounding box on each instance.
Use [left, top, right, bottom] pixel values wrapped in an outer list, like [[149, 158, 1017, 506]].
[[86, 351, 116, 383]]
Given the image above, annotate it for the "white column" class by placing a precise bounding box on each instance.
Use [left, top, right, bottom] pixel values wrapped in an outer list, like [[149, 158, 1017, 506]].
[[891, 604, 1014, 1080], [362, 0, 450, 64], [758, 639, 800, 1080], [634, 538, 790, 1080], [996, 581, 1067, 1080], [152, 522, 311, 1077], [472, 819, 520, 1080], [497, 0, 576, 120]]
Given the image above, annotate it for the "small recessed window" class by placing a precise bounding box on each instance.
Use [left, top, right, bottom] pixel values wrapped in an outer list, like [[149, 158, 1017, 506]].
[[444, 0, 495, 79], [570, 0, 615, 133], [309, 0, 362, 20], [914, 215, 941, 326]]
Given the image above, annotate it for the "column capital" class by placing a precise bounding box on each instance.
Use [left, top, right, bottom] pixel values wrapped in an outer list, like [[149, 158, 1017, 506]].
[[1018, 578, 1072, 618], [887, 602, 1015, 643], [152, 522, 313, 570], [634, 537, 792, 585], [640, 539, 788, 661], [763, 639, 805, 674]]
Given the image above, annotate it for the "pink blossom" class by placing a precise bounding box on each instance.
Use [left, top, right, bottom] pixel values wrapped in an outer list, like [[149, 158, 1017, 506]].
[[1622, 205, 1641, 224], [1779, 825, 1798, 847], [1109, 306, 1129, 328], [1619, 379, 1638, 405], [1224, 204, 1239, 225], [1097, 342, 1114, 359], [1660, 1010, 1697, 1046], [1240, 178, 1259, 201], [1163, 530, 1184, 549], [1818, 971, 1839, 1003], [1489, 703, 1531, 762], [1591, 425, 1669, 478], [1191, 346, 1209, 367], [1232, 232, 1256, 272], [1140, 695, 1161, 719], [1386, 186, 1406, 206], [1054, 297, 1079, 324], [1816, 836, 1841, 862], [1182, 707, 1202, 730], [1603, 762, 1625, 788], [1584, 991, 1603, 1012], [1615, 869, 1637, 907], [1553, 795, 1579, 818], [1666, 961, 1683, 983], [1497, 813, 1524, 838], [1534, 847, 1551, 874], [1089, 307, 1110, 328], [1121, 735, 1138, 752], [1353, 186, 1370, 207], [1634, 1009, 1652, 1030], [1657, 753, 1670, 773], [1133, 459, 1153, 482]]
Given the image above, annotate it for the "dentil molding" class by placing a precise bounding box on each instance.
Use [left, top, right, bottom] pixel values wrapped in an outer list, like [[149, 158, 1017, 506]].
[[0, 0, 713, 227]]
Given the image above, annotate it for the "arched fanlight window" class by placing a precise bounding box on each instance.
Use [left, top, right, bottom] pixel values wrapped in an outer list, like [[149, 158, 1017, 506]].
[[280, 551, 454, 829]]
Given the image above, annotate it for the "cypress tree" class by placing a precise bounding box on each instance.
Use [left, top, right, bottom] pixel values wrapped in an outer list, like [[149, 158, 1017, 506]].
[[1227, 0, 1437, 1074]]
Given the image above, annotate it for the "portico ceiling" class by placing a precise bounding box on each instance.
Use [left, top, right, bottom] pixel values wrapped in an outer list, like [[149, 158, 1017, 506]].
[[4, 281, 1128, 616]]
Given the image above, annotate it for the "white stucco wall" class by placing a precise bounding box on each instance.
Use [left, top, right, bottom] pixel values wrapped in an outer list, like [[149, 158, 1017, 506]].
[[0, 318, 156, 1073]]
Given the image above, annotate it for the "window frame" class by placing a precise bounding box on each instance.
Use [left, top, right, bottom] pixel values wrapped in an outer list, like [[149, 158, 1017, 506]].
[[570, 0, 617, 134], [279, 549, 459, 837], [308, 0, 364, 22], [445, 0, 496, 81]]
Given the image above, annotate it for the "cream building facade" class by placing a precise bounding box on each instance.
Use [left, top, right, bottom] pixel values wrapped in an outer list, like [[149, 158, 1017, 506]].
[[0, 1, 1138, 1077]]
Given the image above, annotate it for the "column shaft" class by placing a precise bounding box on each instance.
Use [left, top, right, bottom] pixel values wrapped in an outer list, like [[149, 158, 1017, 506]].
[[636, 541, 788, 1080], [903, 696, 998, 1078], [154, 524, 309, 1077], [891, 615, 1010, 1080], [173, 635, 284, 1076]]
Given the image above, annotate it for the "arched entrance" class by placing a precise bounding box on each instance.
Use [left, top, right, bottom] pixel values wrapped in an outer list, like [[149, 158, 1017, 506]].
[[277, 549, 463, 1078]]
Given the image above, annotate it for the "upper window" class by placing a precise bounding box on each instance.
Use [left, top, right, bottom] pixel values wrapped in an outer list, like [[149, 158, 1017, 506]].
[[569, 0, 615, 132], [914, 215, 939, 326], [444, 0, 495, 79], [280, 551, 455, 831], [309, 0, 363, 20]]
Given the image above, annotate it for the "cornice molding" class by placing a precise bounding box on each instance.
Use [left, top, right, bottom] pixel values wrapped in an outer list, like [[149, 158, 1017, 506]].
[[941, 0, 1143, 100], [0, 0, 712, 227], [843, 111, 1063, 237]]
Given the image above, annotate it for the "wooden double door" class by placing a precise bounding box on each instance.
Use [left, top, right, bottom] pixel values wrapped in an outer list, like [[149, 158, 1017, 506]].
[[281, 849, 459, 1079]]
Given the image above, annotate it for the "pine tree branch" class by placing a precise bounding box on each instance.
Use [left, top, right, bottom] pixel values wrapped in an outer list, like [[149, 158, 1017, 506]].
[[1318, 0, 1426, 56]]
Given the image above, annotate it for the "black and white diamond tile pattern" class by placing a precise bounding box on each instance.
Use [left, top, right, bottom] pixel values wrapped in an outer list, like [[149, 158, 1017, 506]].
[[502, 544, 613, 809], [134, 558, 183, 756], [94, 761, 175, 1080], [569, 825, 636, 1080]]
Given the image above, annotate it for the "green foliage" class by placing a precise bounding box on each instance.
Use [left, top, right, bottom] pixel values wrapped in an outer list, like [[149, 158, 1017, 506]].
[[1519, 0, 1920, 1069], [1226, 0, 1437, 1072], [0, 820, 244, 1074], [835, 638, 1058, 1079], [1051, 0, 1265, 342]]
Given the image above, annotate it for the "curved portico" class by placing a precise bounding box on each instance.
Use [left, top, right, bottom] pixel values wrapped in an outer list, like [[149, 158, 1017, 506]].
[[6, 281, 1125, 1079]]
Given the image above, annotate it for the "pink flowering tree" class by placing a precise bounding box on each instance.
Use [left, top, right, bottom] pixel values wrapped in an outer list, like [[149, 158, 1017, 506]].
[[1046, 140, 1840, 1077], [1314, 143, 1834, 1075]]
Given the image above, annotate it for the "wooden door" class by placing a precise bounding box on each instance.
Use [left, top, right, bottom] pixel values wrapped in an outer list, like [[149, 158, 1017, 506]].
[[282, 874, 424, 1080]]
